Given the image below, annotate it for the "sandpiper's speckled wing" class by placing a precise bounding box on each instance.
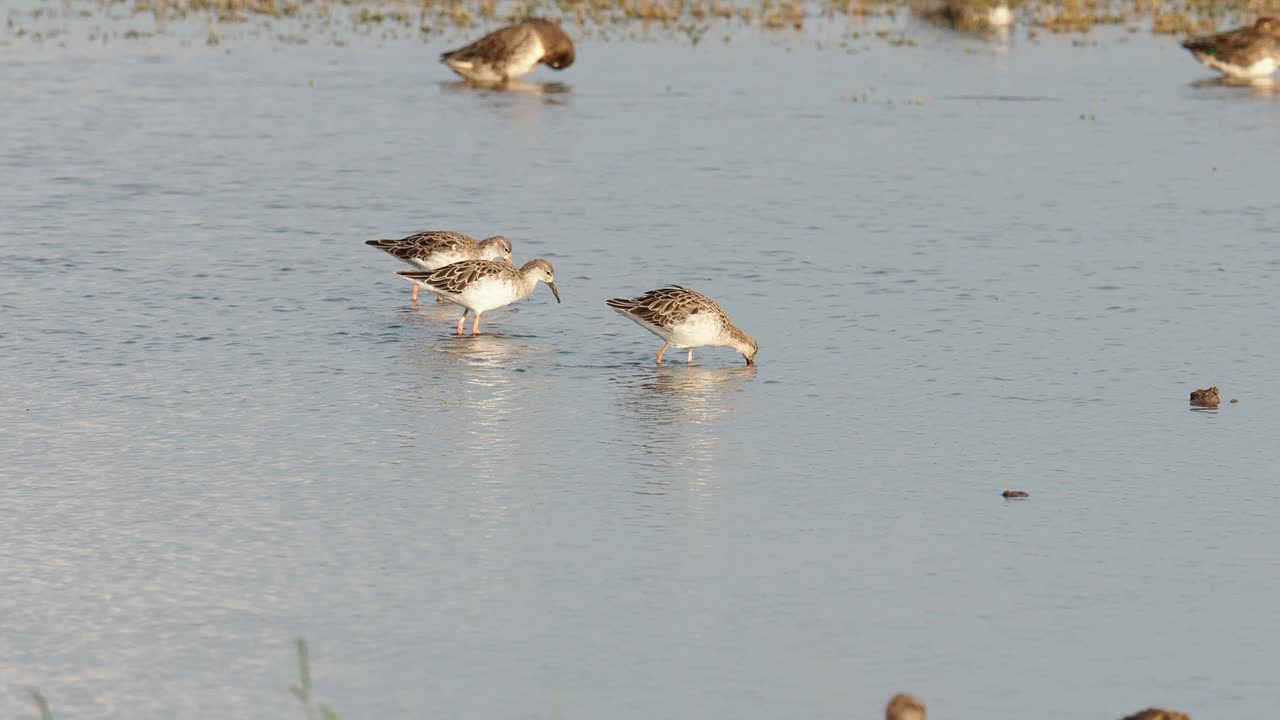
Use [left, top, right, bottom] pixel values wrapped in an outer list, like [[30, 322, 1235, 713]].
[[1182, 23, 1279, 66], [441, 23, 538, 66], [397, 260, 509, 295], [365, 231, 476, 262], [605, 286, 727, 329]]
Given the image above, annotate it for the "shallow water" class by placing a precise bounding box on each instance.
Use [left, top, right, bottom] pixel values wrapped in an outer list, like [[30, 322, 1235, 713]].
[[3, 18, 1280, 720]]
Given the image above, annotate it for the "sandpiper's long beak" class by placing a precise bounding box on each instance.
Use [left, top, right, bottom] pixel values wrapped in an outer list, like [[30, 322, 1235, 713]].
[[548, 281, 561, 303], [745, 355, 755, 366]]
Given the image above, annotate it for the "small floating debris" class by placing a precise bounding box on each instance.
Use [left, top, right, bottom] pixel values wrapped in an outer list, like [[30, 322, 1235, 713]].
[[1230, 398, 1239, 404], [1189, 386, 1220, 407], [1001, 490, 1029, 498], [1119, 708, 1191, 720]]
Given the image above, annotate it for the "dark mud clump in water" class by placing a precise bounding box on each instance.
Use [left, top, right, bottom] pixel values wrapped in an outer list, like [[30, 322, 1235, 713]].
[[1189, 386, 1220, 407]]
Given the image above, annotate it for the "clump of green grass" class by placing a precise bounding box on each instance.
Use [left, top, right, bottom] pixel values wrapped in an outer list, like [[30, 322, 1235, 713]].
[[26, 688, 54, 720], [22, 639, 346, 720], [289, 637, 346, 720]]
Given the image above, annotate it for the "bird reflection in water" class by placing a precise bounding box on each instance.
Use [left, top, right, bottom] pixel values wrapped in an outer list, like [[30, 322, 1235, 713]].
[[399, 330, 552, 464], [1191, 76, 1280, 97], [442, 80, 571, 102], [391, 333, 552, 541], [614, 365, 757, 497]]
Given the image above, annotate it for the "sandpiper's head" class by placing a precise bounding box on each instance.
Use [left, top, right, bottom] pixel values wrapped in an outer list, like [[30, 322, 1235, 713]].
[[521, 259, 560, 303], [537, 22, 575, 70], [886, 693, 927, 720], [480, 235, 513, 265], [1256, 16, 1280, 35], [728, 327, 757, 365]]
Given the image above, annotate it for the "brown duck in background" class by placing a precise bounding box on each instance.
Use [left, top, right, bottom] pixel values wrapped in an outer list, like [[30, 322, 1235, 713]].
[[920, 0, 1013, 31], [1181, 17, 1280, 78], [440, 19, 575, 85]]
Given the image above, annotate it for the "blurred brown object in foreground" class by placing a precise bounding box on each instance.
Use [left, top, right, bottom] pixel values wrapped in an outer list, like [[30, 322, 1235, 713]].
[[1120, 709, 1191, 720], [886, 693, 927, 720]]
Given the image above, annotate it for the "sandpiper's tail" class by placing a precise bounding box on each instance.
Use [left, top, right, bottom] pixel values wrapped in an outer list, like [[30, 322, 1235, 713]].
[[369, 238, 424, 262], [440, 47, 468, 63], [397, 270, 434, 282]]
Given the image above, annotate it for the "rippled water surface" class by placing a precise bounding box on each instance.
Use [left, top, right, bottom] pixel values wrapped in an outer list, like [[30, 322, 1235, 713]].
[[3, 19, 1280, 720]]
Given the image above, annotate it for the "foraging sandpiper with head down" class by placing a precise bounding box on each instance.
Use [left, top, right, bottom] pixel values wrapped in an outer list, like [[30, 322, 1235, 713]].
[[398, 259, 560, 335], [606, 286, 757, 366], [440, 19, 575, 85], [1181, 17, 1280, 79], [365, 231, 512, 303]]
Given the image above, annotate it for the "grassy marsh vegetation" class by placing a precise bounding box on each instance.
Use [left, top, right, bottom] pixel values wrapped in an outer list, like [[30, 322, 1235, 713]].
[[4, 0, 1280, 46], [21, 637, 579, 720], [24, 638, 348, 720]]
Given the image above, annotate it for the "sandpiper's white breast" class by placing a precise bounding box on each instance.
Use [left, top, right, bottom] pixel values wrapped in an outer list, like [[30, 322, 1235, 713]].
[[667, 313, 724, 349], [419, 249, 470, 270], [457, 275, 523, 312]]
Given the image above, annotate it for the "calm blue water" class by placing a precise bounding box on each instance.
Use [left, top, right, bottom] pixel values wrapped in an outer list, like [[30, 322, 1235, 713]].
[[3, 12, 1280, 720]]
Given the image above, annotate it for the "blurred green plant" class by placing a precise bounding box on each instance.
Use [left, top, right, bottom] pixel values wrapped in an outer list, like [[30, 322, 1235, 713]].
[[21, 643, 580, 720], [289, 637, 345, 720], [26, 687, 54, 720]]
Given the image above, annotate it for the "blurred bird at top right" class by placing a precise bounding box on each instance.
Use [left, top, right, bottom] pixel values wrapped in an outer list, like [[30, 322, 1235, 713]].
[[1181, 17, 1280, 79]]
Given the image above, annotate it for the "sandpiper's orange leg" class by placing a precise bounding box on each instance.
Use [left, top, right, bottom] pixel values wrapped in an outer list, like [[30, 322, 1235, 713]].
[[687, 349, 693, 365], [656, 342, 670, 365], [436, 294, 444, 304], [456, 312, 467, 336], [411, 285, 419, 304], [472, 313, 482, 336]]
